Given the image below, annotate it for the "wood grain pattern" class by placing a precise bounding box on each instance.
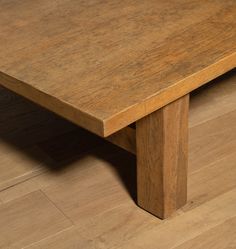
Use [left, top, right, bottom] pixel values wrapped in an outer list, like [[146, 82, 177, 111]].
[[0, 72, 235, 247], [40, 157, 132, 223], [189, 69, 236, 128], [185, 152, 236, 212], [0, 147, 44, 192], [136, 95, 189, 218], [0, 191, 72, 249], [173, 217, 236, 249], [23, 189, 236, 249], [189, 110, 236, 173], [118, 189, 236, 249], [0, 86, 76, 147], [0, 0, 235, 136], [24, 228, 93, 249], [24, 202, 158, 249], [0, 86, 78, 191]]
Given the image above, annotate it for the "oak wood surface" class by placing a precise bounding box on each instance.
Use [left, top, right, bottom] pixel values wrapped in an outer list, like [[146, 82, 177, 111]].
[[189, 109, 236, 173], [0, 70, 235, 248], [0, 191, 72, 249], [24, 227, 94, 249], [136, 95, 189, 218], [0, 86, 77, 191], [24, 190, 236, 249], [0, 0, 235, 136], [189, 69, 236, 128], [174, 218, 236, 249], [118, 189, 236, 249]]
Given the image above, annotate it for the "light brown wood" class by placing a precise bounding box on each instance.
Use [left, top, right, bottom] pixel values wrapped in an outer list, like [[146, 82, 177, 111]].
[[0, 0, 235, 136], [24, 189, 236, 249], [185, 152, 236, 212], [0, 86, 82, 191], [0, 191, 72, 249], [24, 227, 93, 249], [136, 95, 189, 218], [0, 71, 235, 248], [118, 189, 236, 249], [106, 127, 136, 154], [189, 110, 236, 173], [173, 218, 236, 249], [189, 70, 236, 128]]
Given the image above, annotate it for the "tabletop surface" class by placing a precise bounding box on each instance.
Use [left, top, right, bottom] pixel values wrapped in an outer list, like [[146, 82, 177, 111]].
[[0, 0, 236, 136]]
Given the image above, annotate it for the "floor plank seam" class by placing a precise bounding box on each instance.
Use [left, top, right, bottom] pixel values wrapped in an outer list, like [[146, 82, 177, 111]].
[[186, 187, 236, 213], [40, 189, 75, 226], [21, 226, 76, 249], [0, 189, 43, 205], [170, 214, 236, 249], [118, 189, 236, 249], [189, 108, 236, 129], [189, 151, 236, 176], [0, 169, 45, 194]]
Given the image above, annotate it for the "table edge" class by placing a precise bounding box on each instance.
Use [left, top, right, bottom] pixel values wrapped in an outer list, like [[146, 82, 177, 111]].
[[0, 52, 235, 137]]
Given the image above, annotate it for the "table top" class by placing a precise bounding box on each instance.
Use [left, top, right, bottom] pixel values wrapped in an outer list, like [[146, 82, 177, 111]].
[[0, 0, 235, 137]]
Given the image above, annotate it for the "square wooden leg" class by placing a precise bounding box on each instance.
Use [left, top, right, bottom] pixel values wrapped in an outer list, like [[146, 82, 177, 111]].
[[136, 95, 189, 219]]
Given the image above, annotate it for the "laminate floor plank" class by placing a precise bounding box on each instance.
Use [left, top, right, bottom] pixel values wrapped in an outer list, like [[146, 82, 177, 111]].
[[2, 144, 235, 248], [189, 70, 236, 128], [34, 147, 235, 249], [116, 189, 236, 249], [173, 217, 236, 249], [189, 110, 236, 173], [35, 109, 236, 220], [21, 189, 236, 249], [0, 143, 122, 204], [0, 86, 77, 191], [0, 178, 41, 203], [34, 106, 235, 248], [23, 228, 93, 249], [0, 87, 105, 192], [40, 153, 135, 224], [0, 144, 45, 191], [185, 152, 236, 211], [24, 202, 159, 249], [0, 191, 72, 249], [0, 69, 234, 195], [0, 86, 76, 147], [0, 71, 235, 247]]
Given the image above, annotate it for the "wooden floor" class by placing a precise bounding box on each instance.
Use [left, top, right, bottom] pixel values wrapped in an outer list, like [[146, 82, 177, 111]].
[[0, 70, 235, 249]]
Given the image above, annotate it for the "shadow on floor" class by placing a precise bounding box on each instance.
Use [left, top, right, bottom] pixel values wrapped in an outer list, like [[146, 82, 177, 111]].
[[0, 85, 137, 202], [1, 69, 234, 204]]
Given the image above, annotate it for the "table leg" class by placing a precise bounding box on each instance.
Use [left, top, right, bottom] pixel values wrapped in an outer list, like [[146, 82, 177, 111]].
[[136, 94, 189, 219]]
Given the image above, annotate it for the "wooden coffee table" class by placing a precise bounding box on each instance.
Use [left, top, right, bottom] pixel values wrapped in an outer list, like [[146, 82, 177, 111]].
[[0, 0, 235, 218]]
